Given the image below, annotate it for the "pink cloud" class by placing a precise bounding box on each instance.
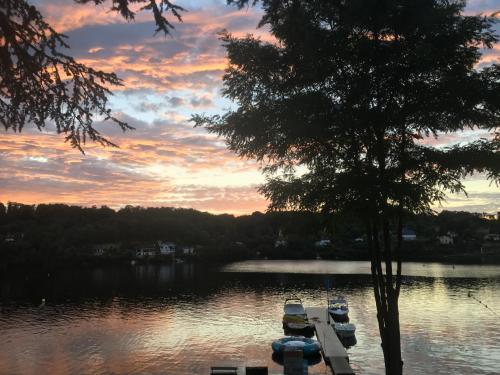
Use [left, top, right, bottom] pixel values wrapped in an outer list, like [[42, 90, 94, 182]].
[[1, 1, 498, 215]]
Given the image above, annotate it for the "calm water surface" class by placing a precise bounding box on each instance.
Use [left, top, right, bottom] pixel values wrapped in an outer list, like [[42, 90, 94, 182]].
[[1, 260, 499, 374]]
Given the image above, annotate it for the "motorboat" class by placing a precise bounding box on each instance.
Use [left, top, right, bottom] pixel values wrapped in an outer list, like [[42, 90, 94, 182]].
[[282, 298, 314, 332], [271, 336, 321, 357], [328, 296, 349, 322], [333, 322, 356, 338], [272, 351, 322, 366], [339, 334, 357, 349]]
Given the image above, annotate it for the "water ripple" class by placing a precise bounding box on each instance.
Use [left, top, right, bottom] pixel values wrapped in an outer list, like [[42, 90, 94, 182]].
[[1, 262, 499, 374]]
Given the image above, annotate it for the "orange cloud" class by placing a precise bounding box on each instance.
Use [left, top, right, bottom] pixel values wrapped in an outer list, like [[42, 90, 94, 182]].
[[0, 117, 268, 215], [2, 1, 498, 215]]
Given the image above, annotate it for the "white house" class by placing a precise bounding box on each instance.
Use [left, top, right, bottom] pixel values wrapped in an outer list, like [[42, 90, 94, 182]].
[[94, 248, 105, 256], [275, 239, 287, 248], [4, 235, 15, 243], [274, 229, 287, 248], [93, 243, 119, 256], [484, 234, 500, 242], [136, 247, 156, 258], [438, 235, 454, 245], [315, 239, 331, 247], [447, 231, 458, 239], [158, 241, 176, 255], [182, 246, 195, 255], [4, 233, 23, 243], [402, 228, 417, 241]]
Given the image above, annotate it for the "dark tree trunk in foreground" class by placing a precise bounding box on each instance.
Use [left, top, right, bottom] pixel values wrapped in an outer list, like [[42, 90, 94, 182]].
[[368, 215, 403, 374]]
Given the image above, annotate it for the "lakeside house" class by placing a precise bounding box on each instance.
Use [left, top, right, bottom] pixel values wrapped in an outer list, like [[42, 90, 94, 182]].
[[3, 233, 24, 243], [438, 235, 454, 245], [402, 228, 417, 241], [484, 234, 500, 242], [135, 241, 179, 259], [4, 234, 15, 243], [181, 246, 195, 255], [274, 229, 287, 248], [93, 243, 120, 256], [480, 212, 497, 221], [158, 241, 176, 256], [136, 247, 156, 258], [274, 238, 287, 248], [315, 239, 331, 247]]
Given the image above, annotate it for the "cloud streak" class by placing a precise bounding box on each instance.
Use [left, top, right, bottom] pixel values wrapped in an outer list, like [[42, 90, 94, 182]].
[[0, 0, 498, 214]]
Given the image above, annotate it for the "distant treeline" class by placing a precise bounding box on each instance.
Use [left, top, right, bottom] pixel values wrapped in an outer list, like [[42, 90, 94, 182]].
[[0, 202, 499, 266]]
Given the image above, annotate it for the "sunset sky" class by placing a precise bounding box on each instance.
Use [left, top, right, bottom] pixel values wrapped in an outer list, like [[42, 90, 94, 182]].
[[0, 0, 499, 215]]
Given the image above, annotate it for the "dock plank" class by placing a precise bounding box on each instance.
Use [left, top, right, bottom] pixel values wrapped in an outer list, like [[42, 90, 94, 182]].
[[305, 307, 355, 375]]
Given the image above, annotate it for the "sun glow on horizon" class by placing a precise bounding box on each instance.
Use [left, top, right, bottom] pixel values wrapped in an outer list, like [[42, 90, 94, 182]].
[[0, 0, 499, 215]]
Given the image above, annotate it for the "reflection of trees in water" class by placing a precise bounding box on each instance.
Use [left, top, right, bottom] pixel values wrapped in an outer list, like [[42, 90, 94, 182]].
[[2, 264, 500, 311]]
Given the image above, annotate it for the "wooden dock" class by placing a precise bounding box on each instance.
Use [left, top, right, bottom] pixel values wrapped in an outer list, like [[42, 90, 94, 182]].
[[305, 307, 355, 375]]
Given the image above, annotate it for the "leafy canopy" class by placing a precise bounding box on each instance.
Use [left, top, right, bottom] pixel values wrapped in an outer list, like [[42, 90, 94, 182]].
[[0, 0, 185, 150], [195, 0, 500, 217]]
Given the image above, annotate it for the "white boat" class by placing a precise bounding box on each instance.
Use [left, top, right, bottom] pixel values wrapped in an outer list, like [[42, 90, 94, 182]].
[[333, 322, 356, 338], [328, 296, 349, 322], [282, 298, 314, 331]]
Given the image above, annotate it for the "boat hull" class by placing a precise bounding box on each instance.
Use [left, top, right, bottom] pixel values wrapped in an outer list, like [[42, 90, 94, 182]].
[[271, 337, 321, 357], [333, 322, 356, 338], [282, 313, 314, 333], [328, 310, 349, 322]]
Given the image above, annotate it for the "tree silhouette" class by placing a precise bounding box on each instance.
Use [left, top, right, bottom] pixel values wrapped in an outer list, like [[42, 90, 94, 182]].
[[194, 1, 500, 373], [0, 0, 185, 151]]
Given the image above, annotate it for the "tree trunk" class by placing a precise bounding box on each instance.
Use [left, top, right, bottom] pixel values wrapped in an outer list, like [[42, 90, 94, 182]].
[[383, 299, 403, 374], [368, 216, 404, 375]]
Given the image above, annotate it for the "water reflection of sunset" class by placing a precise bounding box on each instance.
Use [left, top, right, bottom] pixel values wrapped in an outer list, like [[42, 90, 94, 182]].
[[1, 262, 499, 374]]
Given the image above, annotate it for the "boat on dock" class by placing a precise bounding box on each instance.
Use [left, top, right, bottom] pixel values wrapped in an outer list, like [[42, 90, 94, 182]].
[[271, 336, 321, 357], [328, 296, 349, 322], [282, 298, 314, 333], [338, 334, 357, 349], [271, 351, 322, 366], [333, 322, 356, 338]]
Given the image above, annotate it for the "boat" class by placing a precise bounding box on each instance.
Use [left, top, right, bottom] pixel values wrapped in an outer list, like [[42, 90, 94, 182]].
[[282, 298, 314, 332], [339, 334, 357, 349], [328, 296, 349, 322], [271, 336, 321, 357], [272, 351, 322, 366], [333, 322, 356, 338]]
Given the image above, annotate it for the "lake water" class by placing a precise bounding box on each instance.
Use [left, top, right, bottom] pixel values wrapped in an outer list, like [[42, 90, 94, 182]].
[[1, 260, 499, 374]]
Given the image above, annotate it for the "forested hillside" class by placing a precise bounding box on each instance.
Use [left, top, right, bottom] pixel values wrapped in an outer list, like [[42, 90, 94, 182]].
[[1, 202, 498, 266]]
